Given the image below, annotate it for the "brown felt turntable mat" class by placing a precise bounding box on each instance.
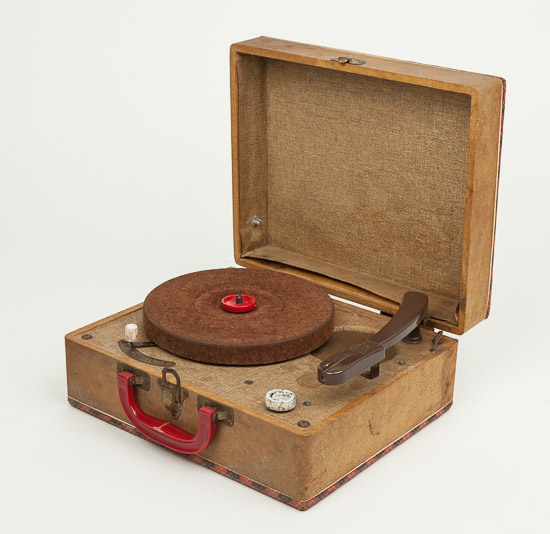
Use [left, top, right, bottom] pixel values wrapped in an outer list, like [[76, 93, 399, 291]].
[[142, 268, 335, 365]]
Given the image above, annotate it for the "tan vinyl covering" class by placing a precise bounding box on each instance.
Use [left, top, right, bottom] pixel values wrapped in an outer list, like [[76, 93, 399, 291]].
[[235, 55, 471, 325]]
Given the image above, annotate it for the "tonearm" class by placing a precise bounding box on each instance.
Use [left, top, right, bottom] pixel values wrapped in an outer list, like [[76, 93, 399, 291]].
[[317, 292, 429, 385]]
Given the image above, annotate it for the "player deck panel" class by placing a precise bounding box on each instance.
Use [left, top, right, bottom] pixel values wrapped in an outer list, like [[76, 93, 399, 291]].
[[73, 300, 455, 429]]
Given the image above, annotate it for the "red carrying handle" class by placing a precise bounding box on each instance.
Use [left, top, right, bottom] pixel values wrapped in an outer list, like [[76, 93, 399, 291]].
[[117, 371, 217, 454]]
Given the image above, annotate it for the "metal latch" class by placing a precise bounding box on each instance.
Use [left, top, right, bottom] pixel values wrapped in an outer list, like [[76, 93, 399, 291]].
[[330, 56, 366, 66], [159, 368, 188, 419]]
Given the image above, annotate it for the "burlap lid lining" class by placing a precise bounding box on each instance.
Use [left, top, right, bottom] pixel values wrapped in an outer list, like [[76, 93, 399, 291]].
[[235, 54, 471, 326]]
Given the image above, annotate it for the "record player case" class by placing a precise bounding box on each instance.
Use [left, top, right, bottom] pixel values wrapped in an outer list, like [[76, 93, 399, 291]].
[[65, 37, 505, 510]]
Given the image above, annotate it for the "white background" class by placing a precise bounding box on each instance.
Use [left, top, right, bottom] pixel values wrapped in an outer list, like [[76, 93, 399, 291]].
[[1, 1, 549, 532]]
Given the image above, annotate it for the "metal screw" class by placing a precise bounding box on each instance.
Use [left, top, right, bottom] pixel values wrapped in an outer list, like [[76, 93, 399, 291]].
[[244, 379, 254, 385], [303, 401, 312, 406], [297, 420, 310, 428], [81, 334, 93, 340], [251, 216, 262, 227], [397, 360, 406, 365], [431, 331, 444, 353]]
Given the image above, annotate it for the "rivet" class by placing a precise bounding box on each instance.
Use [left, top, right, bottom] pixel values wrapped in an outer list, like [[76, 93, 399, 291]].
[[397, 360, 406, 365], [81, 334, 93, 340], [303, 401, 312, 406], [244, 379, 254, 385], [297, 420, 310, 428], [251, 216, 262, 227]]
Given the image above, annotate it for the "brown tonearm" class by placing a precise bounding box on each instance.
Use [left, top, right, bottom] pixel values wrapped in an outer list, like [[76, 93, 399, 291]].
[[317, 292, 429, 385]]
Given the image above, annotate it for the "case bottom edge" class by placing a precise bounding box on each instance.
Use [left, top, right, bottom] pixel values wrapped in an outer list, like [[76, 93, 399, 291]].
[[68, 397, 452, 511]]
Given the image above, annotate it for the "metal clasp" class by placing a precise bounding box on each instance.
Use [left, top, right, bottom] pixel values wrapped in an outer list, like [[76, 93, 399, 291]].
[[330, 56, 366, 66], [160, 368, 188, 419]]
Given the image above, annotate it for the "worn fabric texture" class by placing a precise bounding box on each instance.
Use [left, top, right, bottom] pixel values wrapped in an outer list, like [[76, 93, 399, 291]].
[[236, 55, 471, 325], [143, 268, 335, 365]]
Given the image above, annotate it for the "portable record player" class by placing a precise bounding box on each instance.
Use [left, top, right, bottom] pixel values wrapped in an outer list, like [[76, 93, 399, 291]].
[[65, 37, 505, 510]]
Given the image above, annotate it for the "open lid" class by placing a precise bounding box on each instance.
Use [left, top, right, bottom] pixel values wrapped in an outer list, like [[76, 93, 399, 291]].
[[230, 37, 505, 335]]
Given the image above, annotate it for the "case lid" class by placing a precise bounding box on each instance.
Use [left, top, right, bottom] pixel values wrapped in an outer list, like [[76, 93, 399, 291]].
[[230, 37, 505, 335]]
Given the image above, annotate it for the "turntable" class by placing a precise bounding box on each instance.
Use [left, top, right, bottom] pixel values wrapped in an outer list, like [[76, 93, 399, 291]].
[[65, 37, 505, 510]]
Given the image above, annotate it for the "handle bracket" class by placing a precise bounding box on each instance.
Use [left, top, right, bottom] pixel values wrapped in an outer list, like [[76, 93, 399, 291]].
[[197, 395, 234, 427]]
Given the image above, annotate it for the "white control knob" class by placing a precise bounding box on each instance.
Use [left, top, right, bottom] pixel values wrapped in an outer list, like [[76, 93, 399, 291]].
[[125, 323, 138, 342], [265, 389, 296, 412]]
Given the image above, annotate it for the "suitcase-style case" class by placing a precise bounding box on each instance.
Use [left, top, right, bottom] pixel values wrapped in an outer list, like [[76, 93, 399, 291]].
[[65, 37, 505, 510]]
